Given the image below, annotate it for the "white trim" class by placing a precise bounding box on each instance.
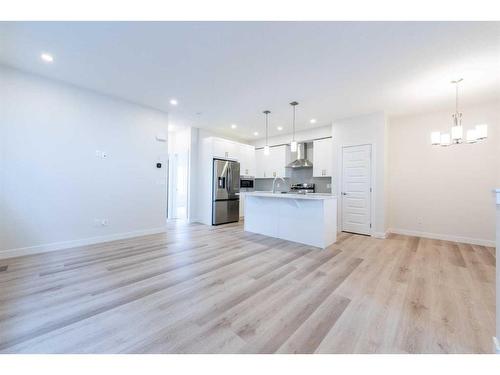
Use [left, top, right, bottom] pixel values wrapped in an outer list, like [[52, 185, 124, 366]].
[[371, 231, 387, 239], [388, 228, 495, 247], [495, 188, 500, 205], [0, 226, 168, 260], [339, 143, 374, 235], [494, 337, 500, 354]]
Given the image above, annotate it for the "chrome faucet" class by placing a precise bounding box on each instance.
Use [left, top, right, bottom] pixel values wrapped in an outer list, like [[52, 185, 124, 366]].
[[272, 177, 289, 194]]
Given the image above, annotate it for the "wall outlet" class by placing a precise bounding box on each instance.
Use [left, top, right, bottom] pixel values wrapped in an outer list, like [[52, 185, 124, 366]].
[[94, 218, 109, 226], [95, 150, 108, 159]]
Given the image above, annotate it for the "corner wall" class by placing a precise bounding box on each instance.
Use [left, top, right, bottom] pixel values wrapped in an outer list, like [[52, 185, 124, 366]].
[[331, 112, 388, 237]]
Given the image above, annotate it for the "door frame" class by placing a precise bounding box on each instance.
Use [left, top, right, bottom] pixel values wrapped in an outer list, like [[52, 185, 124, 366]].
[[339, 143, 374, 236]]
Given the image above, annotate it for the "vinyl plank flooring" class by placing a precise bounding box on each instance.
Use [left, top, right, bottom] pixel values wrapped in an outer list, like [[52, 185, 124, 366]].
[[0, 221, 495, 353]]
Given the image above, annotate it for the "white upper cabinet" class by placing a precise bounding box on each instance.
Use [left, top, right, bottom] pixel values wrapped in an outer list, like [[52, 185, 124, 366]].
[[255, 148, 266, 178], [208, 137, 255, 175], [256, 145, 290, 178], [212, 138, 238, 160], [313, 138, 333, 177], [240, 144, 256, 176]]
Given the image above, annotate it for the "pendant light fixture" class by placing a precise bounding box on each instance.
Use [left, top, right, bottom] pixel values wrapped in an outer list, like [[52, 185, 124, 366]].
[[431, 79, 487, 146], [290, 101, 299, 152], [263, 110, 270, 155]]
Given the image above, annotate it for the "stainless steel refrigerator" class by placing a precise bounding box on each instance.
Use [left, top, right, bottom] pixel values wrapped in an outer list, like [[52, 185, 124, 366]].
[[212, 158, 240, 225]]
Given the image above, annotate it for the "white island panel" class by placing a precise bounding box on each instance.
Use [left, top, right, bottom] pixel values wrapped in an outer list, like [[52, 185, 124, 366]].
[[243, 193, 337, 249]]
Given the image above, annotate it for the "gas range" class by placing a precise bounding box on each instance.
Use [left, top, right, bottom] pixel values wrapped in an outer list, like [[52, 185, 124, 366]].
[[290, 183, 315, 194]]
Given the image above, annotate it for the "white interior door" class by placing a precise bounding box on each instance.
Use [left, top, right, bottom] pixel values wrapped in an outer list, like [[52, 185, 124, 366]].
[[341, 144, 372, 235]]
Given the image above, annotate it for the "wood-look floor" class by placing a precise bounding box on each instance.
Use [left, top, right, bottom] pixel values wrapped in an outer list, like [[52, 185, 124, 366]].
[[0, 221, 496, 353]]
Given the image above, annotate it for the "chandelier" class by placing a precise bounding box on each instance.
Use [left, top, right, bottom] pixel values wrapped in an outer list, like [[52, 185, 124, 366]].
[[431, 79, 487, 146]]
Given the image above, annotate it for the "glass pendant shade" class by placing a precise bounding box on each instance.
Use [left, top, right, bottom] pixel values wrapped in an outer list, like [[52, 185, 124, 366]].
[[451, 125, 463, 142], [289, 101, 299, 153], [466, 129, 477, 143], [440, 133, 451, 146], [475, 124, 488, 140], [430, 80, 486, 147], [263, 110, 271, 156], [431, 131, 441, 145]]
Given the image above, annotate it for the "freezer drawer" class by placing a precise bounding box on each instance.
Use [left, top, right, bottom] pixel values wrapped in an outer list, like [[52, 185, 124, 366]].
[[212, 199, 240, 225]]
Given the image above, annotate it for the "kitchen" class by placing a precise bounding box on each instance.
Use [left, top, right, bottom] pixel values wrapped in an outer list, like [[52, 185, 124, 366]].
[[210, 132, 337, 248], [1, 20, 497, 356]]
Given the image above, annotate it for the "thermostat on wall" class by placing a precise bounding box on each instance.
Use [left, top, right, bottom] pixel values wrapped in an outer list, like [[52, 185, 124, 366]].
[[156, 133, 167, 142]]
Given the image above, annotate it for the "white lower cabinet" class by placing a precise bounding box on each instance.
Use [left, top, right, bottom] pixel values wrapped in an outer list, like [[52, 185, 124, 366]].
[[239, 196, 245, 217]]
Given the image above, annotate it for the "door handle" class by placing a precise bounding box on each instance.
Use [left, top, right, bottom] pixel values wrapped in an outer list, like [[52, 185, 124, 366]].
[[342, 192, 347, 195]]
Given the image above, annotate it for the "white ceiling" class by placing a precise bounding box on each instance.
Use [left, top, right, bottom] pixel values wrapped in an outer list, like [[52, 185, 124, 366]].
[[1, 21, 499, 140]]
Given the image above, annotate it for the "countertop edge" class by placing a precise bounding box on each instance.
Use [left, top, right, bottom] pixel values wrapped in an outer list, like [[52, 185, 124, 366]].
[[240, 192, 337, 200]]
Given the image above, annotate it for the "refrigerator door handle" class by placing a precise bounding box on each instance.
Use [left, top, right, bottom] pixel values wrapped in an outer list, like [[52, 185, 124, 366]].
[[227, 165, 232, 194], [218, 176, 226, 189]]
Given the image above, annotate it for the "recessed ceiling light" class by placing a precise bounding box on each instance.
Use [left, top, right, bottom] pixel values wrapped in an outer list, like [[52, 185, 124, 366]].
[[253, 132, 259, 136], [231, 124, 237, 129], [169, 99, 178, 106], [277, 126, 283, 131], [40, 53, 54, 63], [310, 118, 317, 124]]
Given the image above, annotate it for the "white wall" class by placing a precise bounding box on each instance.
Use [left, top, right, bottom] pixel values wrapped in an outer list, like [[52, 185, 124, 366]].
[[496, 194, 500, 349], [332, 112, 388, 237], [0, 66, 169, 258], [388, 101, 500, 246], [250, 125, 331, 148], [167, 127, 190, 219]]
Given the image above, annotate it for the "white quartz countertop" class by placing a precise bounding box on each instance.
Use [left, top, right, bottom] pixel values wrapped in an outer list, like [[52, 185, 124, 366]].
[[240, 191, 337, 200]]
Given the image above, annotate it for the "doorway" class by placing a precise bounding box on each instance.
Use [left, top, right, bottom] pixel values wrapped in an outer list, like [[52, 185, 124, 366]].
[[341, 144, 372, 235], [167, 127, 190, 220]]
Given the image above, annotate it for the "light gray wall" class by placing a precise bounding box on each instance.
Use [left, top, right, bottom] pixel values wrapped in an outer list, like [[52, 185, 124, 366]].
[[388, 101, 499, 245], [0, 66, 169, 256]]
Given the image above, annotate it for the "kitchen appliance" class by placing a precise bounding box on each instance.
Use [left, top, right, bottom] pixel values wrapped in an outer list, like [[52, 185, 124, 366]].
[[286, 143, 313, 169], [290, 183, 315, 194], [240, 176, 255, 192], [212, 158, 240, 225]]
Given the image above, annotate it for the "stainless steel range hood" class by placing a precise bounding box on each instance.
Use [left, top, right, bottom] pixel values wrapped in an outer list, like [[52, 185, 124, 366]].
[[286, 143, 313, 169]]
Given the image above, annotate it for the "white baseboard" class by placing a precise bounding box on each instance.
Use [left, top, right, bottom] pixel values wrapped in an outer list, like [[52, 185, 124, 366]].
[[388, 228, 495, 247], [0, 226, 168, 260], [494, 337, 500, 354], [371, 231, 387, 239]]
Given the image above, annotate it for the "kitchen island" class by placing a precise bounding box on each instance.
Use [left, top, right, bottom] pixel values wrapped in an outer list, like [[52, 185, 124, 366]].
[[241, 192, 337, 249]]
